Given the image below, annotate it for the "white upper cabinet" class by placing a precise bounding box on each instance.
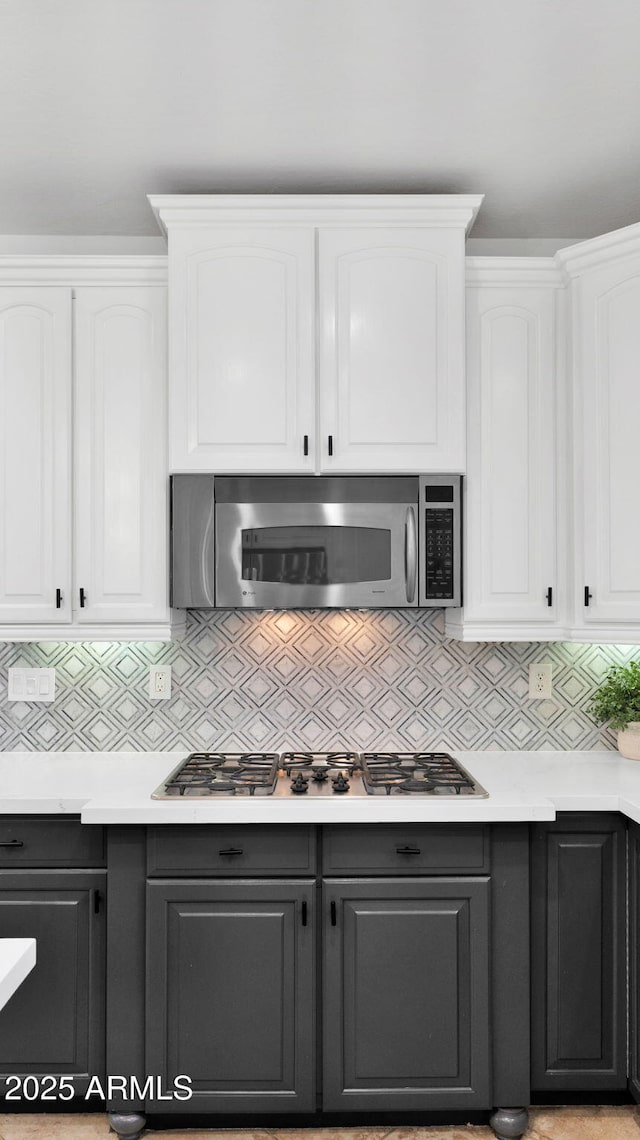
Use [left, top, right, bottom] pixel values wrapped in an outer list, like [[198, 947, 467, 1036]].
[[167, 226, 316, 472], [0, 287, 72, 624], [559, 224, 640, 639], [318, 228, 466, 472], [74, 286, 169, 625], [446, 262, 565, 641], [0, 262, 178, 642], [150, 195, 481, 475]]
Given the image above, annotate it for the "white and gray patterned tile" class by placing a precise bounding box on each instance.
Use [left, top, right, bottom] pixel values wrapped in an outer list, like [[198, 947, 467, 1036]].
[[0, 609, 638, 753]]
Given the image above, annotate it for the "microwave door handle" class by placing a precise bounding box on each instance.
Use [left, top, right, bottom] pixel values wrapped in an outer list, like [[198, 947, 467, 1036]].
[[405, 507, 417, 603]]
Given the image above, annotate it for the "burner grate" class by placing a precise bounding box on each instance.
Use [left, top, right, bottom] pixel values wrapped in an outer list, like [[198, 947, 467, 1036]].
[[280, 751, 360, 775], [360, 751, 485, 797], [279, 751, 360, 795], [154, 752, 279, 797]]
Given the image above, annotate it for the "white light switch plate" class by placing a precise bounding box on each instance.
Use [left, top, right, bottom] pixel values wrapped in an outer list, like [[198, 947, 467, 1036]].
[[8, 667, 56, 703]]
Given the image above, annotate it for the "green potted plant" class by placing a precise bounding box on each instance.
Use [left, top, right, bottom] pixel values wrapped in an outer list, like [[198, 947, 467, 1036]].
[[589, 661, 640, 759]]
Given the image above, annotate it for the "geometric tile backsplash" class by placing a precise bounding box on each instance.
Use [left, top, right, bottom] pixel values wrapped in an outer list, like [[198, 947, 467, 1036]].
[[0, 607, 637, 753]]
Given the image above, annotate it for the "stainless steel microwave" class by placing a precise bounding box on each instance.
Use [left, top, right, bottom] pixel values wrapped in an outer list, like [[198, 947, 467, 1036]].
[[171, 475, 462, 609]]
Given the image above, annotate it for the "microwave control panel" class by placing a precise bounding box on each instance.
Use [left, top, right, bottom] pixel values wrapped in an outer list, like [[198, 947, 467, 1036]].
[[420, 476, 462, 608]]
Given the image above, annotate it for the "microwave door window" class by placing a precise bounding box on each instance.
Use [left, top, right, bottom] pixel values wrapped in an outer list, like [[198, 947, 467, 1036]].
[[241, 526, 391, 586]]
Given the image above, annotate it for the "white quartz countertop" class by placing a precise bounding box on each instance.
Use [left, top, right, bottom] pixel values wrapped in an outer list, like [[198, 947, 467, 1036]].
[[0, 938, 36, 1012], [0, 749, 638, 823]]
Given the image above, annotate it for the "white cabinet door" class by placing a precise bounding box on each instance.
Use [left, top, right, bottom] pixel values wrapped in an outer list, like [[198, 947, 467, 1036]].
[[573, 249, 640, 628], [74, 287, 169, 624], [168, 227, 315, 473], [0, 288, 71, 623], [457, 276, 561, 634], [318, 228, 466, 472]]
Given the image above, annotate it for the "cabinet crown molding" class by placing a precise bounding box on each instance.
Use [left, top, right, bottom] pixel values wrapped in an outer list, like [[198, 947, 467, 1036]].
[[466, 257, 564, 288], [0, 255, 168, 286], [148, 193, 484, 234], [555, 220, 640, 277]]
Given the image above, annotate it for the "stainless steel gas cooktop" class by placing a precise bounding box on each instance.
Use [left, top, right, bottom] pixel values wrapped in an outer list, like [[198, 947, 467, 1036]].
[[151, 751, 488, 799]]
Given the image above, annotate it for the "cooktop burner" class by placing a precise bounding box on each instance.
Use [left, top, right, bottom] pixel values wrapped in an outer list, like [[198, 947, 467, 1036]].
[[280, 752, 360, 794], [360, 752, 487, 796], [151, 750, 488, 799], [154, 752, 279, 797]]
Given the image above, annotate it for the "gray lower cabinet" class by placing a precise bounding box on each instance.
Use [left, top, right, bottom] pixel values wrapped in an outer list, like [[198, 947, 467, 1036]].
[[323, 877, 491, 1111], [145, 878, 316, 1113], [530, 813, 627, 1091], [629, 821, 640, 1102], [0, 869, 106, 1096]]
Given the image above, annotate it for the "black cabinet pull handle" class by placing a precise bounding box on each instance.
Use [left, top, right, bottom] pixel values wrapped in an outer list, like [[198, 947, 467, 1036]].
[[303, 434, 309, 456], [584, 586, 593, 607], [56, 588, 62, 609], [218, 847, 243, 857], [546, 586, 553, 607], [0, 839, 23, 848], [396, 845, 421, 856], [328, 434, 333, 456], [301, 901, 308, 926], [93, 889, 101, 914], [330, 900, 337, 926], [79, 587, 86, 608]]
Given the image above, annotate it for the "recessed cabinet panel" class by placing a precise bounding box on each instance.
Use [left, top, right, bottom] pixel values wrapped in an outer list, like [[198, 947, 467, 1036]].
[[74, 287, 169, 623], [323, 877, 490, 1111], [463, 284, 558, 625], [531, 816, 626, 1090], [169, 228, 315, 472], [0, 871, 106, 1091], [629, 821, 640, 1102], [578, 260, 640, 625], [146, 879, 315, 1113], [319, 229, 466, 472], [0, 288, 71, 622]]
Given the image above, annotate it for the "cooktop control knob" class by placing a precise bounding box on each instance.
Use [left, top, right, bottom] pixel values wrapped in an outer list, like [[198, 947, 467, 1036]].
[[332, 771, 350, 793], [290, 772, 309, 794]]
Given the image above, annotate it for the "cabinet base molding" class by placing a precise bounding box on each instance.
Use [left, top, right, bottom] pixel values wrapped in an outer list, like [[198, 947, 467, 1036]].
[[0, 614, 186, 643], [489, 1107, 529, 1140], [445, 615, 567, 641], [446, 613, 640, 644], [108, 1113, 146, 1140], [566, 626, 640, 644]]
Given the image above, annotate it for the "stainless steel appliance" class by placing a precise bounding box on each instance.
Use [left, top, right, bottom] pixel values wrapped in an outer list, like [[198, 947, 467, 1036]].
[[171, 474, 462, 609], [151, 751, 488, 799]]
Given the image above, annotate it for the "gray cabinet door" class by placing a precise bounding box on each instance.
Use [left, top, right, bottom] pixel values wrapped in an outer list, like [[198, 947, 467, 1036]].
[[323, 877, 491, 1111], [0, 870, 106, 1095], [146, 879, 316, 1113], [531, 814, 627, 1091], [629, 821, 640, 1102]]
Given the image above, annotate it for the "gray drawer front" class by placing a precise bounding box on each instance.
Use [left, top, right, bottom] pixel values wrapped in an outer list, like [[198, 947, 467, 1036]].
[[0, 817, 106, 867], [322, 824, 489, 875], [147, 825, 316, 876]]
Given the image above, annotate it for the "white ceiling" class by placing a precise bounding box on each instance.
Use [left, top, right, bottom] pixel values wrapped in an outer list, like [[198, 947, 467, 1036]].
[[1, 0, 639, 240]]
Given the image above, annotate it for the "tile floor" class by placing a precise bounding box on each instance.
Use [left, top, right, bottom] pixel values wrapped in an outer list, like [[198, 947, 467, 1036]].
[[1, 1110, 640, 1140]]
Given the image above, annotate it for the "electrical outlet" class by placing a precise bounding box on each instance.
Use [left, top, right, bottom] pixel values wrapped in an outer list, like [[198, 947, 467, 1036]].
[[149, 665, 171, 701], [7, 667, 56, 703], [529, 662, 552, 700]]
